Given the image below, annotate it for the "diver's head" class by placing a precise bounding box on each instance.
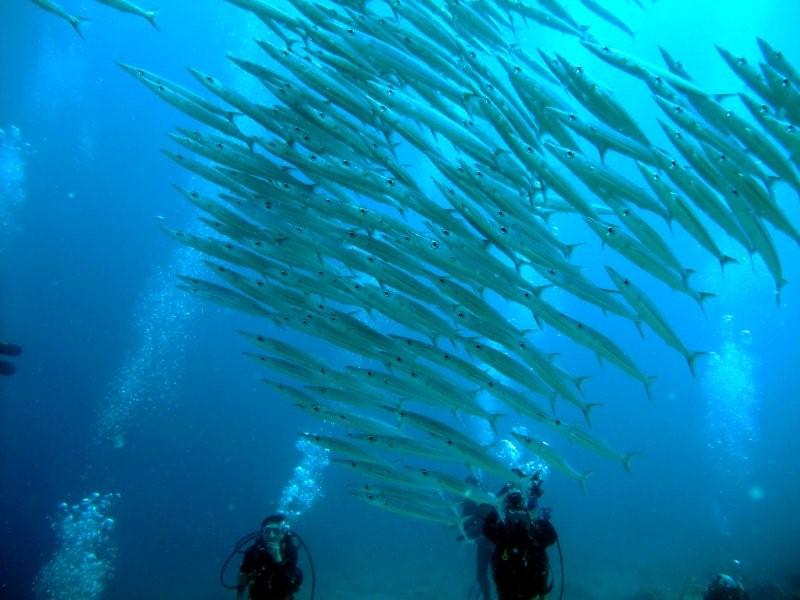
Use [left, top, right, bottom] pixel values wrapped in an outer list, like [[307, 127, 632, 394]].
[[498, 482, 525, 513], [260, 514, 288, 542]]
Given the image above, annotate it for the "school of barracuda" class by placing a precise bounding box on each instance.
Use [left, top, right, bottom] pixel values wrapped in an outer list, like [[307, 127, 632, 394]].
[[41, 0, 799, 525]]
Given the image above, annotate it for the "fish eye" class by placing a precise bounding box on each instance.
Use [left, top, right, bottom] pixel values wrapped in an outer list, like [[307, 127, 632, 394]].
[[555, 419, 561, 425], [500, 226, 508, 233], [205, 75, 213, 83], [458, 311, 464, 318], [431, 241, 440, 249], [623, 279, 630, 286], [383, 290, 389, 297], [607, 226, 615, 233], [566, 150, 575, 158], [343, 159, 351, 166], [577, 323, 584, 329], [623, 209, 630, 216], [257, 336, 264, 341], [526, 146, 533, 153]]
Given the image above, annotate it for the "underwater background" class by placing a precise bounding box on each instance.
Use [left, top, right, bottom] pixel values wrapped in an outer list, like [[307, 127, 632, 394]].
[[1, 1, 800, 598]]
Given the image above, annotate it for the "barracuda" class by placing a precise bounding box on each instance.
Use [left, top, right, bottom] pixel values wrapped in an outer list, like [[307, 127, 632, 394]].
[[605, 267, 706, 376], [94, 0, 157, 28]]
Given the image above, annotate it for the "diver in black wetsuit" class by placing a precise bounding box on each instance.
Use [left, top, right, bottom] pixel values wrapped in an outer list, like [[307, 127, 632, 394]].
[[237, 514, 303, 600], [704, 574, 749, 600], [0, 341, 22, 376], [482, 474, 557, 600]]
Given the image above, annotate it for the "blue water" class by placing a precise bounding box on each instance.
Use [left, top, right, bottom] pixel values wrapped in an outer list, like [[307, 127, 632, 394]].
[[2, 1, 799, 598]]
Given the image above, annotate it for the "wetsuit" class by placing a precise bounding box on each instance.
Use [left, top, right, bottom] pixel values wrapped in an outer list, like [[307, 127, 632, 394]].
[[239, 535, 302, 600], [483, 507, 557, 600]]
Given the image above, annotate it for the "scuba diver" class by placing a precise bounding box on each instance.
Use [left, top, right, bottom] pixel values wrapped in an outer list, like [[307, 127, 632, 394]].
[[704, 573, 749, 600], [0, 341, 22, 376], [482, 472, 558, 600], [236, 514, 303, 600]]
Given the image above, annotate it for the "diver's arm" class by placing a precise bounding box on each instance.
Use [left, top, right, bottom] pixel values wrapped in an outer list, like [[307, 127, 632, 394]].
[[481, 507, 502, 543], [534, 518, 558, 547]]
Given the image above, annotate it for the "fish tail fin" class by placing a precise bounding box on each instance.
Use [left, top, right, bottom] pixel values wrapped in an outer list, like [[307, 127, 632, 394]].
[[622, 451, 640, 476], [644, 376, 656, 400], [687, 351, 708, 378], [695, 291, 716, 312], [720, 254, 739, 271], [634, 319, 645, 338], [582, 402, 602, 426], [145, 10, 160, 31], [574, 375, 591, 394], [70, 15, 90, 39], [547, 394, 558, 416], [764, 174, 782, 191], [564, 242, 582, 258], [776, 278, 788, 306], [578, 471, 592, 492], [680, 268, 696, 286], [487, 412, 505, 435]]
